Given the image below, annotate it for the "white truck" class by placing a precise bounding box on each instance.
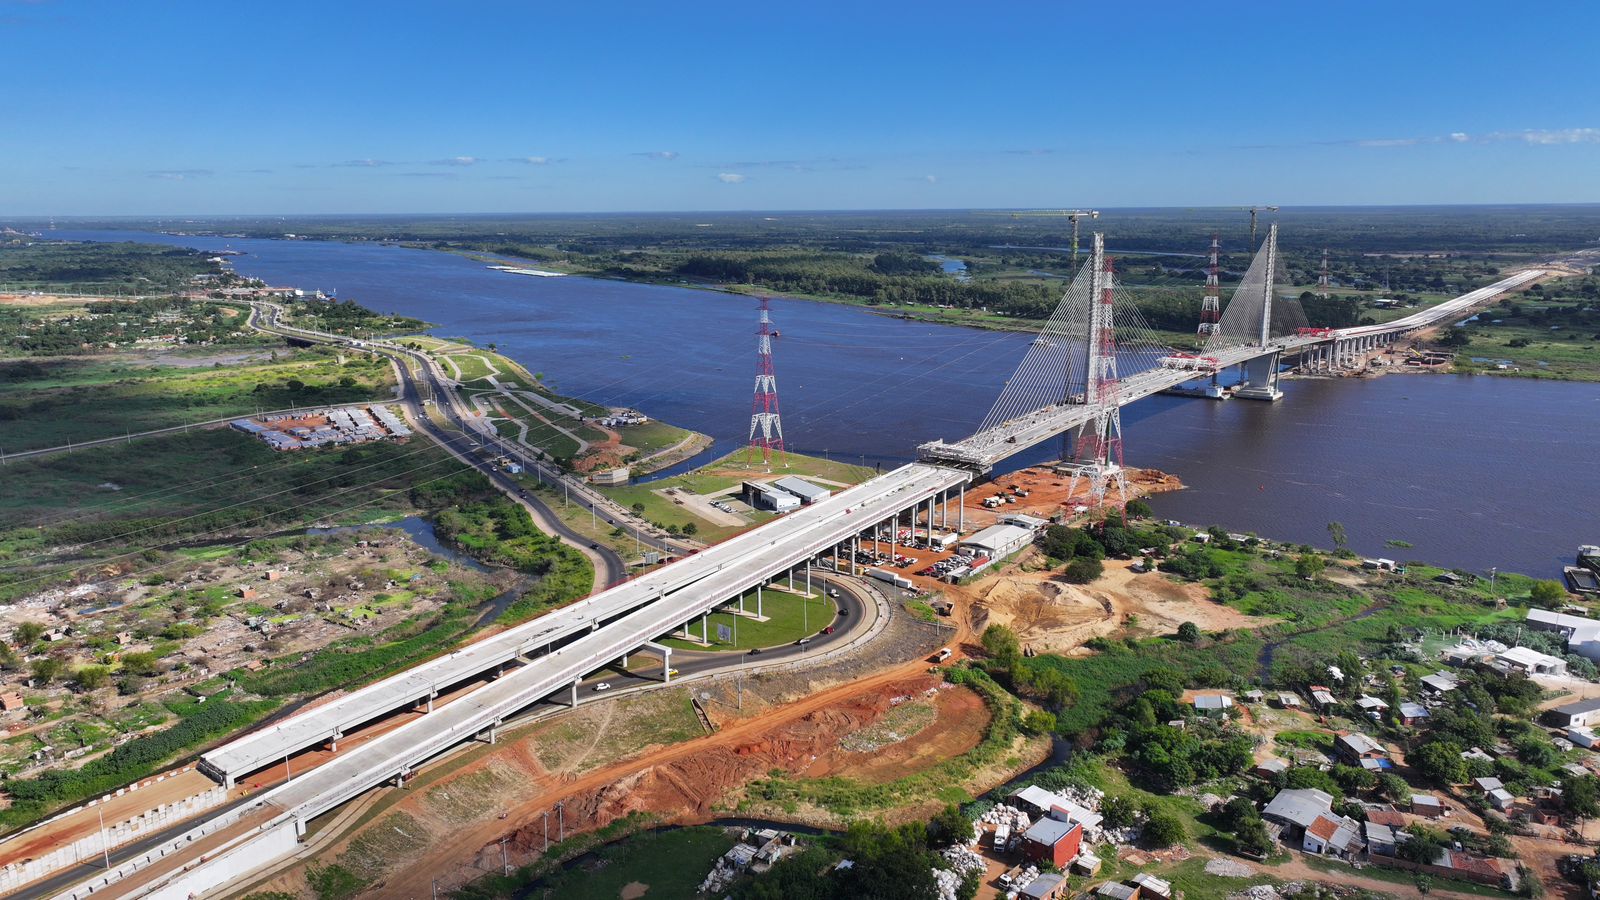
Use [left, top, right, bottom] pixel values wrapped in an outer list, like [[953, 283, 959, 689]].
[[865, 567, 913, 590]]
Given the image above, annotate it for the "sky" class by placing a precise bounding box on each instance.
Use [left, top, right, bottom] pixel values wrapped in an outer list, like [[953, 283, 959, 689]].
[[2, 0, 1598, 215]]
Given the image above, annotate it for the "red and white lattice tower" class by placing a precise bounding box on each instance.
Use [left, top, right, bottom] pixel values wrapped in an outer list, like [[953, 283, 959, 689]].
[[1318, 248, 1331, 299], [1066, 234, 1130, 512], [1197, 233, 1222, 336], [747, 296, 786, 468]]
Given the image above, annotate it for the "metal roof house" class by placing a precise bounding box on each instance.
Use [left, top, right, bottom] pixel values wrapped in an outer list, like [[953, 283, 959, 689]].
[[742, 481, 802, 512], [1494, 645, 1567, 677], [1264, 788, 1336, 830], [1549, 697, 1600, 729], [1527, 609, 1600, 661]]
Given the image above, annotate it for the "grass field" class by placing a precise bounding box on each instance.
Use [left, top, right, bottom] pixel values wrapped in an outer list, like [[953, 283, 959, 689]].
[[0, 347, 395, 451], [516, 827, 735, 900], [659, 585, 835, 651], [600, 450, 873, 542]]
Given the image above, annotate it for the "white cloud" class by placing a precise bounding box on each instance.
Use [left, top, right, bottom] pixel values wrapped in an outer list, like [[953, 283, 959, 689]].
[[1491, 128, 1600, 145], [637, 150, 679, 160], [334, 158, 393, 167], [516, 156, 549, 165], [923, 174, 938, 184], [716, 172, 746, 184], [1449, 132, 1470, 143], [432, 156, 478, 166]]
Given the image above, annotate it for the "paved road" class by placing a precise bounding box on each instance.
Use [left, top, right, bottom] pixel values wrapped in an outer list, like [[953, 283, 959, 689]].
[[243, 302, 628, 588]]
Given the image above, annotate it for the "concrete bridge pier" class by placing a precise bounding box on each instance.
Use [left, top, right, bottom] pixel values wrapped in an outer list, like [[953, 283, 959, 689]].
[[638, 641, 673, 681], [1234, 351, 1284, 401]]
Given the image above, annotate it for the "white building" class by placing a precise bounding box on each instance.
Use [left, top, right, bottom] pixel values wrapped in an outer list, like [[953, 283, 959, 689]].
[[961, 524, 1034, 560], [771, 476, 831, 505], [742, 481, 802, 512], [1494, 646, 1567, 677], [1527, 609, 1600, 661]]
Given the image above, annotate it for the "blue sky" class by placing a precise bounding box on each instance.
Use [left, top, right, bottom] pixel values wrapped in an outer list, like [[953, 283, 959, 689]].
[[2, 0, 1597, 215]]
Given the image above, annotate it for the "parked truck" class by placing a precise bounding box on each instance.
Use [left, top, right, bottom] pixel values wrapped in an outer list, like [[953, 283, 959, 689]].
[[865, 568, 914, 590]]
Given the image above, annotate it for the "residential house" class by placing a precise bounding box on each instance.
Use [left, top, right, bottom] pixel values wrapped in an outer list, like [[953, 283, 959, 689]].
[[1018, 872, 1067, 900], [1193, 694, 1234, 718], [1411, 794, 1446, 817], [1474, 776, 1504, 794], [1243, 689, 1265, 704], [1304, 812, 1365, 858], [1253, 759, 1289, 780], [1488, 788, 1515, 811], [1021, 818, 1082, 869], [1130, 873, 1174, 900], [1263, 787, 1336, 837], [1275, 692, 1303, 709], [1309, 686, 1337, 708], [1364, 821, 1402, 857], [1094, 884, 1138, 900], [1421, 671, 1460, 695], [1334, 732, 1388, 766], [1398, 701, 1431, 726], [0, 691, 24, 713], [1494, 646, 1567, 677], [1071, 852, 1103, 876], [1356, 696, 1389, 714], [1548, 697, 1600, 729]]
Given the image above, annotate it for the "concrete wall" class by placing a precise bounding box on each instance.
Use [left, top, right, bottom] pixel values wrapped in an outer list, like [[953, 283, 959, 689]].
[[0, 785, 228, 894], [142, 821, 299, 900]]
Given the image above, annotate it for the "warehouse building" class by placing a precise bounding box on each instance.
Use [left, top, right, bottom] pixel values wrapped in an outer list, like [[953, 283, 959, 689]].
[[771, 476, 831, 505], [960, 524, 1033, 560], [742, 481, 802, 512]]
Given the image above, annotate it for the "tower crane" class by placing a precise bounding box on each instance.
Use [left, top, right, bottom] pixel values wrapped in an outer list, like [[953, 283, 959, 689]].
[[1244, 206, 1279, 247], [977, 208, 1100, 265]]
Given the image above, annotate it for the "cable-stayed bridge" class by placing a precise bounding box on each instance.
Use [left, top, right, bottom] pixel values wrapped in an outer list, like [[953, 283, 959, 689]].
[[918, 226, 1547, 473], [42, 228, 1547, 900]]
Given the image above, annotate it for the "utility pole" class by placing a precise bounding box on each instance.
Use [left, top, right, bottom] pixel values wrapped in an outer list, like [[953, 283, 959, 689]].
[[501, 836, 511, 875], [98, 807, 112, 869]]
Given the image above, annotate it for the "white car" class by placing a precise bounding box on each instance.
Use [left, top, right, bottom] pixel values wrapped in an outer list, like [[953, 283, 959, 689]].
[[593, 682, 611, 692]]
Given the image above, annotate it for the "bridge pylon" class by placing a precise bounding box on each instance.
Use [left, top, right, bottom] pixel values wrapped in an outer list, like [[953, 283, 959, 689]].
[[1064, 234, 1131, 512], [1233, 224, 1285, 401]]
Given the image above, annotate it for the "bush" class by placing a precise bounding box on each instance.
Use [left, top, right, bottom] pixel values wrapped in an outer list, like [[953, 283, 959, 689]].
[[1063, 557, 1104, 584], [1176, 621, 1200, 643], [1142, 809, 1186, 847]]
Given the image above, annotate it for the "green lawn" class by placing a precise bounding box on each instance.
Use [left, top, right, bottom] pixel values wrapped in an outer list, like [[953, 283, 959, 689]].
[[0, 348, 395, 451], [515, 827, 735, 900], [660, 585, 835, 651], [617, 419, 693, 456], [1451, 322, 1600, 381]]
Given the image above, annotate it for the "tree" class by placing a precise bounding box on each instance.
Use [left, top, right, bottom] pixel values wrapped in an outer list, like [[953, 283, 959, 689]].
[[928, 804, 974, 848], [681, 522, 698, 536], [1294, 553, 1326, 580], [1021, 710, 1057, 735], [1563, 774, 1600, 823], [1236, 817, 1275, 857], [1326, 521, 1348, 551], [30, 657, 64, 683], [980, 624, 1020, 667], [630, 502, 646, 515], [73, 666, 111, 692], [1124, 498, 1153, 518], [1100, 794, 1138, 828], [1411, 741, 1468, 786], [1529, 580, 1568, 609], [1397, 824, 1446, 865], [13, 621, 45, 646], [1176, 621, 1200, 643], [1063, 556, 1103, 584], [1378, 773, 1412, 803], [1142, 809, 1186, 847]]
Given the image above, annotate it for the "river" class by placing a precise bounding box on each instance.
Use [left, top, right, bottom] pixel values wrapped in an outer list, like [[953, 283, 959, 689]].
[[47, 230, 1600, 577]]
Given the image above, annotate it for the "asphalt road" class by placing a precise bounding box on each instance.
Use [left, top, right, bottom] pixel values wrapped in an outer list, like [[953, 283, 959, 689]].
[[245, 302, 629, 587], [9, 573, 879, 900]]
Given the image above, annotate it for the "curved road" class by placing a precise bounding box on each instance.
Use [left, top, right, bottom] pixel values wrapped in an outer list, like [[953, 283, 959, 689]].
[[7, 575, 881, 900], [243, 302, 628, 587]]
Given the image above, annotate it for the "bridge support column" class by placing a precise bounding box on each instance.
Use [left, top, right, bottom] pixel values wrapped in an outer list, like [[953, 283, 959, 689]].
[[1234, 351, 1284, 401], [757, 583, 763, 618], [640, 641, 673, 682], [958, 485, 965, 533], [328, 729, 343, 753], [570, 680, 580, 707]]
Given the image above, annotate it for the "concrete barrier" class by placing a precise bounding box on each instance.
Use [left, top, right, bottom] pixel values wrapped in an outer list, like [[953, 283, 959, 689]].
[[0, 788, 229, 893]]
